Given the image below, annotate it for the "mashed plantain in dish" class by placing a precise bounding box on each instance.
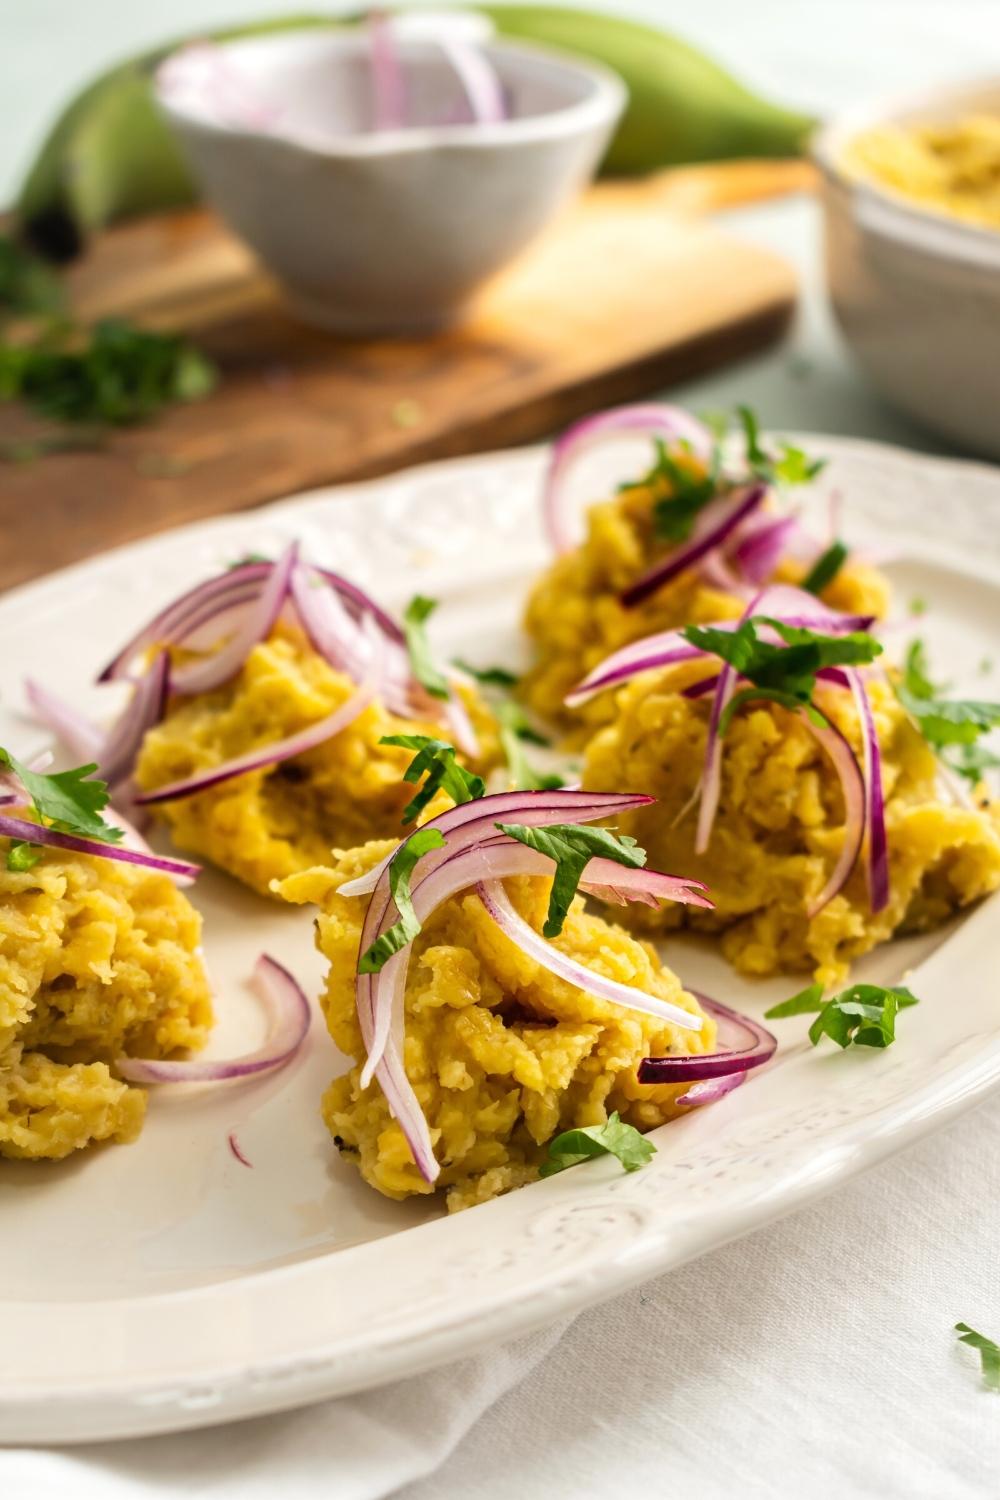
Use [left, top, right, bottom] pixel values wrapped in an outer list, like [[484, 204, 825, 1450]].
[[0, 845, 212, 1159], [844, 115, 1000, 231], [523, 451, 890, 741], [135, 623, 500, 896], [582, 667, 1000, 986], [279, 843, 714, 1212]]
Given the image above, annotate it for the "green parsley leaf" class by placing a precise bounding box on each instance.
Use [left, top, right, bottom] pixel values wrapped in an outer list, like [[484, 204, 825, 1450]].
[[682, 617, 882, 733], [402, 595, 450, 701], [698, 408, 730, 443], [539, 1111, 655, 1177], [765, 982, 920, 1049], [802, 539, 848, 596], [452, 660, 520, 689], [6, 841, 42, 872], [897, 685, 1000, 749], [496, 701, 564, 793], [227, 551, 272, 570], [902, 638, 939, 699], [357, 827, 447, 973], [496, 822, 645, 938], [1, 319, 217, 426], [0, 235, 65, 319], [380, 735, 485, 824], [642, 438, 720, 543], [0, 749, 123, 844], [949, 742, 1000, 785], [955, 1323, 1000, 1393], [736, 406, 826, 488]]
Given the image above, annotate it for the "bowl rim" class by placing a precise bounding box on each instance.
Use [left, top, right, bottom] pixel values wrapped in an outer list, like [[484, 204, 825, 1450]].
[[812, 72, 1000, 268], [154, 28, 628, 160]]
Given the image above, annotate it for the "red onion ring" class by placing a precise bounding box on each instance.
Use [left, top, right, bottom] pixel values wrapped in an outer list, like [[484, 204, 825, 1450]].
[[730, 514, 800, 585], [170, 542, 299, 696], [116, 954, 310, 1084], [369, 11, 407, 129], [98, 651, 170, 788], [0, 812, 200, 880], [677, 1071, 748, 1107], [24, 680, 104, 763], [637, 993, 776, 1083], [435, 35, 506, 123], [847, 666, 890, 913], [543, 404, 714, 555], [135, 616, 386, 805], [621, 484, 767, 608]]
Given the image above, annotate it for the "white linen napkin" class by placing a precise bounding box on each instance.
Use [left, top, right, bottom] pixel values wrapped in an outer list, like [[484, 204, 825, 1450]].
[[4, 1093, 999, 1500]]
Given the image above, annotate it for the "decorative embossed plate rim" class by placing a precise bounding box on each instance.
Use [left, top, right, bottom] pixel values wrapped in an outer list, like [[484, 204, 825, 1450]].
[[2, 434, 1000, 1445]]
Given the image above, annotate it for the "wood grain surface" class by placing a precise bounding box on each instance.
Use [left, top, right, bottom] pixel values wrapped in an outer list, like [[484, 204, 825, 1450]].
[[0, 160, 814, 592]]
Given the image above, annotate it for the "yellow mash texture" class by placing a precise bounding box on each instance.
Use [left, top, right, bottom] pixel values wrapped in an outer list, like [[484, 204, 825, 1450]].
[[522, 472, 890, 739], [136, 625, 499, 896], [582, 668, 1000, 986], [279, 844, 715, 1211], [0, 845, 212, 1159], [845, 115, 1000, 231]]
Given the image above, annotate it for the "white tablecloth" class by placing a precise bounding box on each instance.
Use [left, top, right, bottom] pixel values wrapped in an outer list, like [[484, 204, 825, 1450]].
[[7, 1090, 999, 1499], [3, 2, 1000, 1496]]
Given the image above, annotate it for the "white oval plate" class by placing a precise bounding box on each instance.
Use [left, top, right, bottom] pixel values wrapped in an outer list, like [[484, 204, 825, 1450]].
[[3, 435, 1000, 1444]]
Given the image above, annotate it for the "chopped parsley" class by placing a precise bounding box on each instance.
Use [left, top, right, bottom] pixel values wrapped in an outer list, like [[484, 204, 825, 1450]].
[[357, 826, 446, 973], [0, 319, 217, 427], [802, 539, 848, 596], [495, 822, 645, 937], [402, 595, 450, 701], [896, 638, 1000, 775], [0, 749, 123, 871], [737, 405, 827, 488], [640, 438, 720, 543], [540, 1111, 655, 1177], [955, 1323, 1000, 1393], [765, 981, 919, 1049], [452, 660, 520, 690], [681, 616, 882, 732], [380, 734, 485, 824], [496, 701, 565, 793]]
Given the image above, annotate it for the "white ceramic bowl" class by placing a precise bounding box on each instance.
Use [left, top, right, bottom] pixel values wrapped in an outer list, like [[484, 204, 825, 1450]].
[[815, 77, 1000, 459], [155, 26, 625, 334]]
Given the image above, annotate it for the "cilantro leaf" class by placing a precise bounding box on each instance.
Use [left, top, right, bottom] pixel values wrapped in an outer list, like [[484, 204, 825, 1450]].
[[380, 735, 485, 824], [540, 1111, 655, 1177], [765, 982, 920, 1049], [682, 617, 882, 732], [357, 827, 447, 973], [955, 1323, 1000, 1393], [402, 595, 450, 701], [1, 319, 216, 427], [0, 749, 122, 844], [6, 842, 42, 872], [496, 822, 645, 938], [897, 683, 1000, 749], [496, 701, 564, 793], [737, 406, 826, 488], [949, 742, 1000, 785], [452, 659, 519, 689], [640, 438, 720, 543], [0, 235, 65, 319], [802, 539, 848, 596], [902, 637, 939, 699]]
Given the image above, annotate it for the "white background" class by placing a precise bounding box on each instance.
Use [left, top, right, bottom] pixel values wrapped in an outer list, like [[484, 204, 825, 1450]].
[[4, 3, 1000, 1496]]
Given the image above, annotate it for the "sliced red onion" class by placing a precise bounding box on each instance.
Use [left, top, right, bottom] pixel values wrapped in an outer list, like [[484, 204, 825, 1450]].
[[369, 11, 406, 129], [677, 1071, 747, 1107], [170, 542, 299, 696], [637, 993, 776, 1083], [695, 658, 738, 855], [621, 485, 767, 608], [698, 549, 753, 598], [0, 812, 200, 879], [730, 514, 799, 585], [543, 404, 714, 555], [566, 630, 708, 707], [116, 954, 309, 1085], [798, 709, 867, 917], [228, 1132, 253, 1167], [442, 678, 480, 759], [435, 35, 506, 123], [98, 651, 169, 788], [135, 616, 385, 805], [847, 666, 890, 913], [24, 679, 104, 763]]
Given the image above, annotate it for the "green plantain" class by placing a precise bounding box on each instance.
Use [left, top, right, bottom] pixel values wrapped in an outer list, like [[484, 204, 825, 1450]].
[[16, 6, 814, 256]]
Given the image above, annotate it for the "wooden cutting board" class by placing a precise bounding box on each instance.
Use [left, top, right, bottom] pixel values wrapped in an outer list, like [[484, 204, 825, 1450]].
[[0, 160, 813, 591]]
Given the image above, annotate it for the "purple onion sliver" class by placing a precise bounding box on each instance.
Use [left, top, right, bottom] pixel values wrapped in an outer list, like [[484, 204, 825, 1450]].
[[637, 993, 776, 1083], [0, 812, 200, 879], [621, 484, 767, 608], [677, 1071, 748, 1107]]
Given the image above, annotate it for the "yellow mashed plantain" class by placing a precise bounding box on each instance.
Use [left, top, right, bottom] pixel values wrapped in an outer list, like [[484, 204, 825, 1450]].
[[582, 667, 1000, 986], [279, 844, 715, 1211], [135, 624, 500, 896], [522, 470, 890, 741], [0, 843, 212, 1159], [845, 115, 1000, 231]]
